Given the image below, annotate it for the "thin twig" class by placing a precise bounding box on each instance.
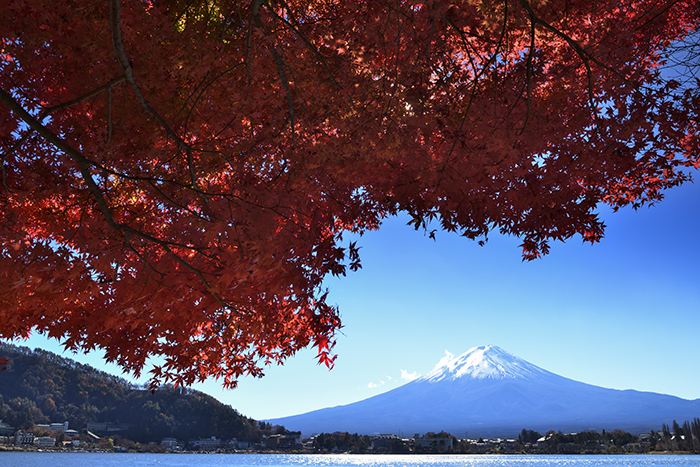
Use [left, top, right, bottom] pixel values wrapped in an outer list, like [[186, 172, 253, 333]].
[[41, 75, 126, 116], [107, 86, 113, 145], [268, 45, 297, 148]]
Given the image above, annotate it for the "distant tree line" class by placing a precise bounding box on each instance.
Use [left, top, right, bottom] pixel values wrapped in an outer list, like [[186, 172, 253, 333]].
[[312, 432, 372, 453], [519, 422, 700, 454], [530, 428, 640, 453], [658, 418, 700, 452], [309, 423, 700, 455]]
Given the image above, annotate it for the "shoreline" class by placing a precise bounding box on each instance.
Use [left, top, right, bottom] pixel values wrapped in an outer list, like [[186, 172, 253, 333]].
[[1, 446, 698, 456]]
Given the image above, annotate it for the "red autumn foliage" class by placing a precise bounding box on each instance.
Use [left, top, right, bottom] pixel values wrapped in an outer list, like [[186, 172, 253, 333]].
[[1, 0, 698, 388]]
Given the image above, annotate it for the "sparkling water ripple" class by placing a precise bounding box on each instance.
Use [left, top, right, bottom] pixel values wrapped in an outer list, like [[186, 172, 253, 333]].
[[0, 453, 698, 467]]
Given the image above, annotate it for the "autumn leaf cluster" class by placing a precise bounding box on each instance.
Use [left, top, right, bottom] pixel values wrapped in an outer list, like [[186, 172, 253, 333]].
[[1, 0, 698, 387]]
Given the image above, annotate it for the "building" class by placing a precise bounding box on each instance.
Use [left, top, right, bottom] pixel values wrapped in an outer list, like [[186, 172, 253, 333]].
[[414, 435, 454, 451], [225, 438, 239, 450], [161, 437, 178, 450], [263, 433, 302, 450], [498, 439, 516, 452], [371, 434, 402, 451], [278, 433, 302, 449], [49, 422, 68, 433], [0, 421, 15, 436], [86, 421, 108, 432], [49, 422, 69, 432], [35, 436, 56, 447], [86, 421, 133, 433], [14, 430, 35, 446], [192, 436, 221, 451]]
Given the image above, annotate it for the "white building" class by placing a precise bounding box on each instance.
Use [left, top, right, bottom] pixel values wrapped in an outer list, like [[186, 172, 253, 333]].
[[49, 422, 69, 432]]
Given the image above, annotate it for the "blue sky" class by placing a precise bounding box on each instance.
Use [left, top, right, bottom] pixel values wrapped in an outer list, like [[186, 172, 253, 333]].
[[10, 173, 700, 422]]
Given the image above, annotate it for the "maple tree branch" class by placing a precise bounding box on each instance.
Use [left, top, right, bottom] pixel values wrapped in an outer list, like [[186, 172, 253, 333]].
[[40, 75, 127, 117], [635, 0, 683, 32], [245, 0, 265, 83], [180, 63, 245, 137], [1, 76, 126, 174], [520, 11, 537, 134], [2, 93, 214, 275], [517, 0, 661, 114], [443, 1, 509, 162], [107, 86, 113, 145], [1, 154, 8, 197], [0, 87, 234, 309], [73, 147, 286, 225], [0, 86, 123, 231], [268, 5, 344, 91], [528, 8, 659, 102], [1, 131, 30, 196], [268, 44, 297, 148], [443, 16, 480, 80], [518, 0, 604, 127], [108, 0, 199, 190], [176, 70, 211, 121], [158, 242, 232, 312], [41, 75, 126, 147], [246, 1, 301, 147]]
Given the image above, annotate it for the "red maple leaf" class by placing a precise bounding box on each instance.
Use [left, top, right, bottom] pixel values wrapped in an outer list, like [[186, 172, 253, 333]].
[[0, 0, 697, 387]]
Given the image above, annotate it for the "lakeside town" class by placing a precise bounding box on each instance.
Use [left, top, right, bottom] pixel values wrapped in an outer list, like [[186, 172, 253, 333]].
[[1, 418, 699, 454], [1, 345, 699, 456]]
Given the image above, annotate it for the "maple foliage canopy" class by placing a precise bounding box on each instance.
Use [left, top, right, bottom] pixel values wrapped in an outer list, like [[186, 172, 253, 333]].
[[1, 0, 698, 388]]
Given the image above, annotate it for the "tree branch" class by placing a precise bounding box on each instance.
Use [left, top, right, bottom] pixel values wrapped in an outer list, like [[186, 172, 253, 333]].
[[269, 4, 344, 91], [1, 76, 126, 192], [108, 0, 199, 190], [0, 86, 123, 231], [0, 86, 234, 311], [268, 44, 297, 148], [517, 0, 605, 128], [41, 75, 126, 116]]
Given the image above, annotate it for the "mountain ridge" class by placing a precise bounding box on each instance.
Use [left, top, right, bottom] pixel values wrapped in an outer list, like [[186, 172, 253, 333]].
[[0, 342, 276, 443], [267, 345, 700, 437]]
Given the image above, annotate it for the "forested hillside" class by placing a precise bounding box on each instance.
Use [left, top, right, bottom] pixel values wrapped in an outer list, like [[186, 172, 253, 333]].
[[0, 343, 279, 443]]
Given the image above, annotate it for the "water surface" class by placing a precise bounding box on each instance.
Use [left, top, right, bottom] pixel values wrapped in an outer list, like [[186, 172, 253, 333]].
[[0, 453, 697, 467]]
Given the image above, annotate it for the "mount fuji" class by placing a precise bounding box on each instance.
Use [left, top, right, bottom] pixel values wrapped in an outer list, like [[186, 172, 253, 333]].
[[266, 345, 700, 437]]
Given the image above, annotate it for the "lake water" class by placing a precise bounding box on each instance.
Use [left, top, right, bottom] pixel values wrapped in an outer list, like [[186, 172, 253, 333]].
[[0, 453, 698, 467]]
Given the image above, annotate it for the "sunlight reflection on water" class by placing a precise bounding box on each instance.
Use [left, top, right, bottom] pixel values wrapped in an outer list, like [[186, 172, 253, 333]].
[[0, 453, 698, 467]]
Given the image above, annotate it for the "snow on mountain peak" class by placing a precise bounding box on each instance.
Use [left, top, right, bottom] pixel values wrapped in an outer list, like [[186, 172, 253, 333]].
[[419, 345, 550, 383]]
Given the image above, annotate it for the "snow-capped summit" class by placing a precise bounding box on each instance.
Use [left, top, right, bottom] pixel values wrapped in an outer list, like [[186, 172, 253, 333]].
[[267, 344, 700, 437], [420, 345, 552, 382]]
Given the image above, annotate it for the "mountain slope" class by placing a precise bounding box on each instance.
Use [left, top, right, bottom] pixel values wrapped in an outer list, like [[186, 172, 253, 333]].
[[0, 343, 271, 443], [267, 345, 700, 437]]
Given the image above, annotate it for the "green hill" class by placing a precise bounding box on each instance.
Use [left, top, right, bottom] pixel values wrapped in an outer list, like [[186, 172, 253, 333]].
[[0, 342, 279, 443]]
